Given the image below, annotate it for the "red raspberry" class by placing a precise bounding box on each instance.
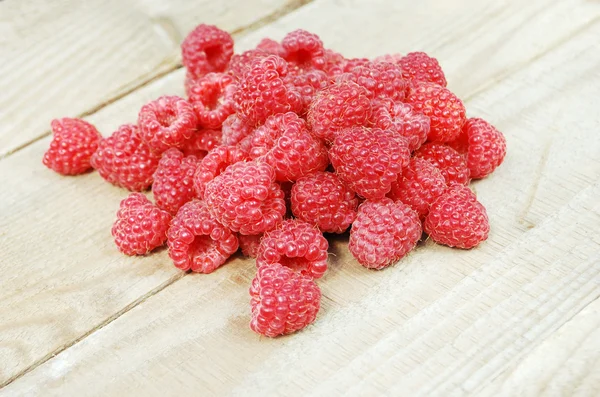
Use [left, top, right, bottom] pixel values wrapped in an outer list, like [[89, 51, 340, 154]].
[[349, 198, 422, 269], [373, 53, 403, 64], [91, 124, 161, 191], [256, 38, 285, 57], [193, 145, 248, 199], [256, 219, 329, 279], [371, 101, 430, 151], [329, 127, 410, 200], [167, 199, 239, 273], [238, 233, 262, 258], [338, 61, 407, 101], [327, 57, 370, 77], [204, 161, 286, 235], [138, 96, 198, 153], [221, 114, 254, 146], [248, 112, 328, 182], [424, 185, 489, 249], [181, 24, 234, 79], [152, 149, 200, 214], [291, 171, 358, 233], [414, 142, 470, 186], [180, 128, 222, 158], [285, 69, 330, 113], [281, 29, 327, 71], [406, 82, 466, 142], [250, 262, 321, 337], [111, 193, 171, 256], [233, 55, 302, 126], [388, 157, 446, 219], [399, 52, 447, 87], [322, 49, 346, 76], [43, 118, 102, 175], [188, 73, 237, 129], [307, 81, 372, 142], [226, 49, 269, 79]]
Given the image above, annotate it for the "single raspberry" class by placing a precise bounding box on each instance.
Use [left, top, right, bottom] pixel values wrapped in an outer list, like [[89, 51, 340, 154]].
[[187, 73, 237, 129], [291, 171, 358, 233], [371, 100, 430, 151], [226, 49, 270, 79], [281, 29, 327, 71], [233, 55, 302, 126], [152, 149, 200, 214], [111, 193, 171, 256], [388, 157, 446, 219], [399, 52, 447, 87], [424, 185, 489, 249], [91, 124, 161, 191], [193, 145, 249, 199], [221, 114, 254, 146], [338, 61, 407, 101], [167, 199, 238, 273], [138, 96, 198, 153], [256, 219, 329, 279], [250, 262, 321, 337], [256, 38, 285, 57], [414, 142, 470, 186], [307, 80, 372, 142], [349, 198, 421, 269], [248, 112, 328, 182], [329, 127, 410, 200], [204, 161, 286, 235], [43, 118, 102, 175], [373, 53, 403, 64], [406, 82, 466, 142], [180, 128, 222, 157], [238, 233, 262, 258], [285, 69, 330, 113], [181, 24, 234, 79]]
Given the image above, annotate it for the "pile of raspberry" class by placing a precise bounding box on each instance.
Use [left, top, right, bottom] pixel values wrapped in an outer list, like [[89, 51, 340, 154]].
[[43, 25, 506, 338]]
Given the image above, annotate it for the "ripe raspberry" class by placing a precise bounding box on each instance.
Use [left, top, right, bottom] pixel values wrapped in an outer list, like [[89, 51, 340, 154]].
[[193, 145, 248, 199], [256, 219, 329, 279], [338, 61, 407, 101], [204, 161, 286, 235], [414, 142, 470, 186], [167, 199, 239, 273], [250, 262, 321, 337], [43, 118, 102, 175], [307, 80, 372, 142], [239, 233, 262, 258], [349, 198, 422, 269], [399, 52, 447, 87], [256, 38, 285, 57], [388, 157, 446, 219], [152, 149, 200, 214], [91, 124, 161, 191], [285, 69, 330, 113], [181, 24, 234, 79], [424, 185, 489, 249], [281, 29, 327, 71], [226, 49, 269, 79], [233, 55, 302, 126], [111, 193, 171, 256], [188, 73, 237, 129], [180, 128, 222, 157], [329, 127, 410, 200], [248, 112, 328, 182], [406, 82, 466, 142], [373, 53, 403, 64], [291, 171, 358, 233], [221, 114, 254, 146], [322, 49, 346, 76], [371, 100, 430, 151], [138, 96, 198, 153], [327, 57, 370, 77]]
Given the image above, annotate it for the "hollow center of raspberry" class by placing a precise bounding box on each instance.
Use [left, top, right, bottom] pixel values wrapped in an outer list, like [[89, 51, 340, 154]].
[[288, 50, 313, 68], [204, 45, 222, 68], [189, 235, 216, 261], [203, 89, 221, 110], [279, 256, 310, 274], [158, 109, 178, 127]]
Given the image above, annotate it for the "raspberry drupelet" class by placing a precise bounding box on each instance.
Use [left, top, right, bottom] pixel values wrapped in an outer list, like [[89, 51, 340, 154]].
[[152, 149, 200, 215], [398, 52, 447, 87], [370, 100, 430, 152], [281, 29, 327, 71], [181, 24, 234, 80], [414, 142, 470, 186], [193, 145, 249, 199], [188, 72, 237, 129]]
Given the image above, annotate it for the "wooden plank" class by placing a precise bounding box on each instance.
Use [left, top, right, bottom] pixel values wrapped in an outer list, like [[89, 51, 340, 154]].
[[2, 0, 599, 395]]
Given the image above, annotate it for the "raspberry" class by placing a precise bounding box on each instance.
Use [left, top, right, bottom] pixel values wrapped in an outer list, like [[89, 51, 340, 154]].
[[406, 82, 466, 142], [43, 118, 102, 175], [188, 72, 237, 129], [256, 219, 329, 279], [91, 124, 161, 191], [322, 49, 346, 76], [167, 199, 239, 273], [204, 161, 286, 235], [327, 57, 370, 77], [138, 96, 198, 153], [181, 24, 234, 79], [256, 38, 285, 57], [414, 142, 470, 186], [250, 263, 321, 337], [238, 233, 262, 258], [371, 100, 430, 151], [329, 127, 410, 200], [291, 171, 358, 233], [192, 145, 248, 199], [338, 61, 407, 101], [248, 112, 328, 182], [221, 114, 254, 146], [180, 128, 222, 157], [226, 49, 270, 79], [388, 157, 446, 219], [281, 29, 327, 71], [349, 198, 422, 269], [152, 149, 200, 214], [111, 193, 171, 256], [233, 55, 302, 126], [373, 53, 403, 64], [307, 81, 372, 142], [424, 185, 489, 249], [285, 69, 330, 113], [399, 52, 447, 87]]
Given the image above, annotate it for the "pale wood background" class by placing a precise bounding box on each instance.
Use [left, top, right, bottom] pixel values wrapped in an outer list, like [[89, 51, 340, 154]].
[[0, 0, 599, 395]]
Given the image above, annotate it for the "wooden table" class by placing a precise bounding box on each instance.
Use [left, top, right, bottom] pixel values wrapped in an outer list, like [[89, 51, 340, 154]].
[[1, 0, 599, 395]]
